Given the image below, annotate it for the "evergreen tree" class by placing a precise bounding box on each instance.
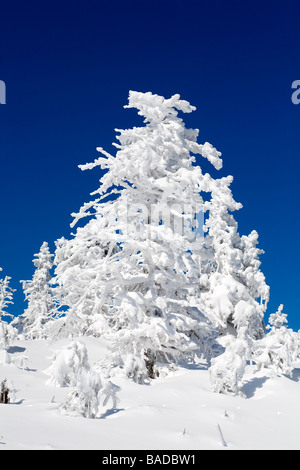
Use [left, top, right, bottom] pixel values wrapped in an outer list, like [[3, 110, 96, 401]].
[[53, 91, 224, 381], [17, 242, 56, 339], [0, 270, 15, 322], [203, 175, 270, 394], [202, 175, 269, 339], [253, 305, 300, 377], [50, 90, 295, 394], [0, 269, 16, 358]]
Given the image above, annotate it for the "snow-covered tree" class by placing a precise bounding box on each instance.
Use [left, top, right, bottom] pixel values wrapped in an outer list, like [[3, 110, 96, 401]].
[[0, 270, 15, 322], [202, 175, 269, 340], [202, 174, 270, 394], [53, 90, 225, 381], [17, 242, 56, 339], [240, 230, 270, 310], [48, 90, 294, 395], [0, 269, 16, 362], [253, 305, 300, 377]]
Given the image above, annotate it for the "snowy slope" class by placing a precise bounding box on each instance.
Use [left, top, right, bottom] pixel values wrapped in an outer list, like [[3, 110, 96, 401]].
[[0, 336, 299, 450]]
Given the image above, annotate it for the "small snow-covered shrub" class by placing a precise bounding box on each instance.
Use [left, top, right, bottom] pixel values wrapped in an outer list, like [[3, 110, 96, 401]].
[[0, 321, 16, 351], [45, 340, 90, 387], [46, 340, 120, 418], [0, 321, 16, 365], [0, 349, 11, 365], [0, 379, 10, 403], [0, 379, 16, 404], [61, 370, 119, 419]]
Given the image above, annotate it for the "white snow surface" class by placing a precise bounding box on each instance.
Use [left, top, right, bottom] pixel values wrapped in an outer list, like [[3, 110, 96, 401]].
[[0, 336, 300, 450]]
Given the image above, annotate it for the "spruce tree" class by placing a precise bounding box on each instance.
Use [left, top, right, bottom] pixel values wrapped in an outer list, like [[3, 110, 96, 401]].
[[253, 305, 300, 377], [51, 90, 291, 393], [203, 175, 270, 394], [202, 175, 269, 339], [0, 270, 15, 322], [53, 91, 224, 381], [17, 242, 56, 339], [0, 269, 16, 356]]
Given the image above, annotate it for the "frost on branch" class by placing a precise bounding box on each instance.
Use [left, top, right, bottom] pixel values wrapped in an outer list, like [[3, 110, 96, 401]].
[[124, 91, 196, 123]]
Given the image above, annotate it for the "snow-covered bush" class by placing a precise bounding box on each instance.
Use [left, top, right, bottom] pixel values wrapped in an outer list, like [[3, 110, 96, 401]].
[[45, 340, 90, 387], [209, 327, 252, 396], [0, 378, 16, 404], [46, 340, 120, 418], [61, 369, 119, 419], [209, 334, 250, 396]]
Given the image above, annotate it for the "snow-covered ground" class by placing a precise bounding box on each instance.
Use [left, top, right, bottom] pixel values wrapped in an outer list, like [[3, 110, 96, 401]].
[[0, 336, 299, 450]]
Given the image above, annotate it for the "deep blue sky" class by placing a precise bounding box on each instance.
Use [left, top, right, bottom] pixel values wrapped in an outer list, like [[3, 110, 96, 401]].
[[0, 0, 300, 330]]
